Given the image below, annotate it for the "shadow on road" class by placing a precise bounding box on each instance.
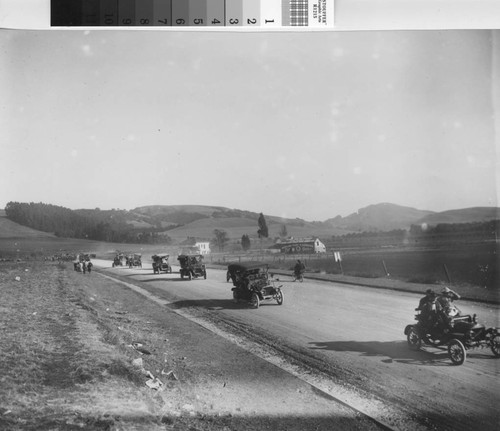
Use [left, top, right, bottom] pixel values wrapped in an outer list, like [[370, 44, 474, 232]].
[[141, 277, 192, 283], [309, 340, 455, 366], [167, 298, 280, 311]]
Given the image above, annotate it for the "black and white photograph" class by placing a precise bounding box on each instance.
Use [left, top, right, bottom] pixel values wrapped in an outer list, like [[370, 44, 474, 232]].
[[0, 3, 499, 430]]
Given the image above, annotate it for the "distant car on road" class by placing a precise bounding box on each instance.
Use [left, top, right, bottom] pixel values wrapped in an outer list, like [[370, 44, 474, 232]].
[[178, 254, 206, 280], [152, 254, 172, 274], [128, 253, 142, 268]]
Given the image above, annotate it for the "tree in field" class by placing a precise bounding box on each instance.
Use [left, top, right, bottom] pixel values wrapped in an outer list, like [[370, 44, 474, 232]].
[[212, 229, 229, 252], [257, 213, 269, 239], [241, 234, 251, 251], [279, 224, 288, 238]]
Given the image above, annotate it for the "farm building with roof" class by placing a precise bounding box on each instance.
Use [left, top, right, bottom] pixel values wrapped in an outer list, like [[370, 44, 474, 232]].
[[271, 238, 326, 254]]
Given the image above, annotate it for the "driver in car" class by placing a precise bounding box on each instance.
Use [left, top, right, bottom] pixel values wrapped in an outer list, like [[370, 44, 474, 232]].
[[416, 289, 439, 331]]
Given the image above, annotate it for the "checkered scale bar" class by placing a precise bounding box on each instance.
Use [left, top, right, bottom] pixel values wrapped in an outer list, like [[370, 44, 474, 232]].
[[290, 0, 308, 26]]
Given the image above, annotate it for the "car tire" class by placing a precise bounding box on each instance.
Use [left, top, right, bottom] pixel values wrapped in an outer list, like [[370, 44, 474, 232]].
[[407, 327, 422, 350], [276, 289, 284, 305], [490, 334, 500, 357], [250, 292, 260, 309], [448, 339, 466, 365]]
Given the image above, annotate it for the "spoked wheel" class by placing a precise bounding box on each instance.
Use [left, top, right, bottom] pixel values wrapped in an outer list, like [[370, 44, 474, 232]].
[[448, 339, 466, 365], [407, 327, 422, 350], [275, 289, 284, 305], [250, 292, 260, 309], [490, 334, 500, 357]]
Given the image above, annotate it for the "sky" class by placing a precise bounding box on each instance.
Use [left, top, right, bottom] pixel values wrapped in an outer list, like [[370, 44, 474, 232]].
[[1, 29, 498, 221]]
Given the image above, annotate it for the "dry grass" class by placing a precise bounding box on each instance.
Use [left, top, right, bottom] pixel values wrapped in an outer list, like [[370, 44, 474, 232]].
[[0, 262, 164, 430]]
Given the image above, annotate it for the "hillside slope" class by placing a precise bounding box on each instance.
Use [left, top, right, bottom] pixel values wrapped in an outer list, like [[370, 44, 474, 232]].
[[325, 203, 435, 232], [0, 210, 56, 239], [417, 207, 500, 226]]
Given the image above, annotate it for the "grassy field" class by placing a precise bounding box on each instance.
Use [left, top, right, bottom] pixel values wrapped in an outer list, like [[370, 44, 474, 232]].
[[1, 229, 497, 291], [0, 261, 163, 430], [0, 236, 179, 262], [209, 242, 499, 291]]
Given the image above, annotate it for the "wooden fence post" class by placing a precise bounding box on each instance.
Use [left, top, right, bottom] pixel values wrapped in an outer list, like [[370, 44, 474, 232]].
[[382, 260, 390, 276], [443, 264, 452, 283]]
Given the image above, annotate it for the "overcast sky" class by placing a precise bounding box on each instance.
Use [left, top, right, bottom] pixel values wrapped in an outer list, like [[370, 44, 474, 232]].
[[1, 29, 498, 221]]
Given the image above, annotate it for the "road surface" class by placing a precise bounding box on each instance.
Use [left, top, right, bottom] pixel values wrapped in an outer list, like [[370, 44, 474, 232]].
[[93, 260, 500, 431]]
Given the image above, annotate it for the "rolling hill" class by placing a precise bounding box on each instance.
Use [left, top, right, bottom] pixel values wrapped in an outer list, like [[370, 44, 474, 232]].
[[324, 203, 435, 232], [416, 207, 500, 226], [2, 203, 499, 245], [0, 210, 56, 239]]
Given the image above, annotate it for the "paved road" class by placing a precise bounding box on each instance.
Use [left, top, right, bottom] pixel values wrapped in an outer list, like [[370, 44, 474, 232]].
[[94, 260, 500, 431]]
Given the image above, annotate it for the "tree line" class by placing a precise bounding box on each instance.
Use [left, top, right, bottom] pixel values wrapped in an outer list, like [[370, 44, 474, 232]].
[[4, 202, 172, 244], [328, 220, 498, 248]]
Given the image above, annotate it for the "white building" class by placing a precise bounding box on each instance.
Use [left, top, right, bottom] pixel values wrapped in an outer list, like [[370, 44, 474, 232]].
[[273, 237, 326, 254], [195, 242, 211, 255]]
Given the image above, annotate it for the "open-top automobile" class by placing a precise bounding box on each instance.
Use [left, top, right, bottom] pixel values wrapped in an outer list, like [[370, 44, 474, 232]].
[[178, 254, 206, 280], [128, 253, 142, 268], [152, 254, 172, 274], [404, 304, 500, 365], [227, 261, 284, 309]]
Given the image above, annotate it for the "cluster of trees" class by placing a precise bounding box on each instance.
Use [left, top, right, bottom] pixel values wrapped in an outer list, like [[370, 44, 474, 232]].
[[5, 202, 172, 244], [211, 213, 269, 252], [328, 220, 498, 248], [409, 220, 498, 237]]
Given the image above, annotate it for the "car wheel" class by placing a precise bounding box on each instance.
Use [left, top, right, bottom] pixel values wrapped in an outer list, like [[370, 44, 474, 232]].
[[250, 292, 260, 309], [407, 327, 421, 350], [276, 289, 284, 305], [490, 334, 500, 357], [448, 339, 466, 365]]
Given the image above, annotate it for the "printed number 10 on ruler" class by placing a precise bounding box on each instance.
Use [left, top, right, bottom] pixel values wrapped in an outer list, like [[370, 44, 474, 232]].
[[54, 0, 334, 28]]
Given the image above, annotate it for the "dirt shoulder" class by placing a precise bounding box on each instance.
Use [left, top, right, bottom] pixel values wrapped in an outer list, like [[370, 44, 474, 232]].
[[0, 261, 385, 431]]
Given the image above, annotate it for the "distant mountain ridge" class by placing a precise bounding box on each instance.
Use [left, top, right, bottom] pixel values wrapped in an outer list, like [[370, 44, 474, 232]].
[[2, 203, 499, 242], [129, 203, 499, 239], [325, 203, 435, 232]]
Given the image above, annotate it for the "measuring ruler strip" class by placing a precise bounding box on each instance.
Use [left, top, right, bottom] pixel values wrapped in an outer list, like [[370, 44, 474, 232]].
[[52, 0, 334, 29]]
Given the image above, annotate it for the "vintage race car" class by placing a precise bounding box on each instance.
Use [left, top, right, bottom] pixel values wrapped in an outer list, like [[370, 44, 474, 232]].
[[404, 305, 500, 365], [227, 262, 283, 309], [152, 254, 172, 274], [178, 254, 206, 280]]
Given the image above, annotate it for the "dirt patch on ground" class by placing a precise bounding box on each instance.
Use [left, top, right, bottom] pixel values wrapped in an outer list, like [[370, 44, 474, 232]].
[[0, 261, 385, 431]]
